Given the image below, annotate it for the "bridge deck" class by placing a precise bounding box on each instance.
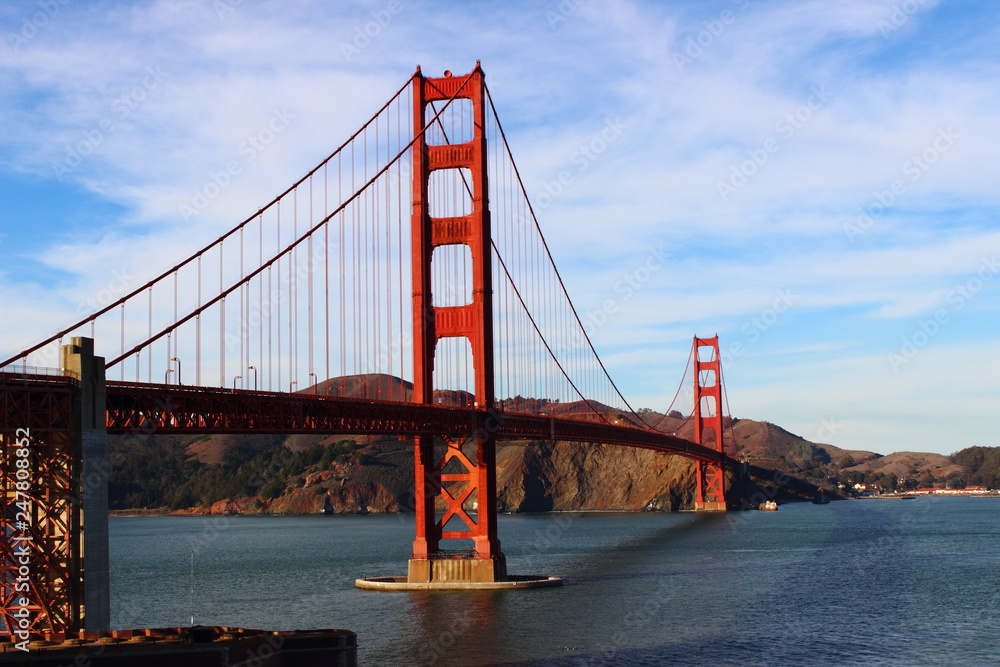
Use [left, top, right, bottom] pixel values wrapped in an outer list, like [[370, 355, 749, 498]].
[[0, 375, 725, 463], [101, 381, 724, 463]]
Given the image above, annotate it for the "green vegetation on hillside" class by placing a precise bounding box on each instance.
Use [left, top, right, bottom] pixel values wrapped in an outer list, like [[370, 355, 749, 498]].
[[951, 446, 1000, 488], [109, 436, 362, 510]]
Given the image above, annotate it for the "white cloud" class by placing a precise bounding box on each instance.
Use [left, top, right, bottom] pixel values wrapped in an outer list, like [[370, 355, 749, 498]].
[[1, 0, 997, 454]]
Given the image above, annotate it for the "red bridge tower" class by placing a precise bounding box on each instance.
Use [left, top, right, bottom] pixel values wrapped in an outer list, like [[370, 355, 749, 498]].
[[693, 336, 727, 511], [408, 64, 505, 583]]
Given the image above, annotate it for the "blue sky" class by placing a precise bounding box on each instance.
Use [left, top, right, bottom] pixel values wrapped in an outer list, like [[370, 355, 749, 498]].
[[2, 0, 998, 456]]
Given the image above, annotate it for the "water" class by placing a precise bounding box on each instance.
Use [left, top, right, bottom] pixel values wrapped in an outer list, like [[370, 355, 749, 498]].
[[110, 497, 1000, 665]]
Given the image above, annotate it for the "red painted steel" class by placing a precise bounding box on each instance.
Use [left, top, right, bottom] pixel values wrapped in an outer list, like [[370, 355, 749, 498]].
[[692, 336, 727, 509], [0, 374, 81, 641], [101, 382, 725, 461], [6, 373, 730, 637], [0, 67, 744, 631], [410, 64, 500, 561]]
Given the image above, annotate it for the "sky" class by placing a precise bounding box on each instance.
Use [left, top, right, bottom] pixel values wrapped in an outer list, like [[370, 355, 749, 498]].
[[1, 0, 998, 456]]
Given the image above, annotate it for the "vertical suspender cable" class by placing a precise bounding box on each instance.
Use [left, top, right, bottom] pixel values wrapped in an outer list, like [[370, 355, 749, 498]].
[[220, 241, 225, 388], [324, 163, 330, 391], [262, 213, 271, 389], [339, 151, 346, 386], [290, 191, 296, 389], [197, 255, 202, 386], [239, 227, 245, 389], [147, 286, 152, 382], [120, 304, 125, 381], [308, 185, 315, 389], [276, 201, 282, 389]]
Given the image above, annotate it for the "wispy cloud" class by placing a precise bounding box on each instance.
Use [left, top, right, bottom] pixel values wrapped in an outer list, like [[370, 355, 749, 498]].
[[1, 0, 997, 454]]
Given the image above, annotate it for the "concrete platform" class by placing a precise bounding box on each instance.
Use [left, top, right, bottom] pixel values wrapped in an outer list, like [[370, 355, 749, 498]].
[[0, 626, 356, 666], [355, 575, 563, 591]]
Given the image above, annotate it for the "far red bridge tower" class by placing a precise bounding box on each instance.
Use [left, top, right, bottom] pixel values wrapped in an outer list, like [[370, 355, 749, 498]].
[[693, 336, 727, 511]]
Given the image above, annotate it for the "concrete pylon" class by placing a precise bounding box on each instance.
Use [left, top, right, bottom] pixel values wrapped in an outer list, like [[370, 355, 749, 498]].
[[61, 337, 110, 632]]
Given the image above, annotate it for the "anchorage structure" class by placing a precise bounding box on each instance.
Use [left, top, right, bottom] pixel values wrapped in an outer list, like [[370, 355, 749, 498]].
[[693, 336, 727, 511], [408, 64, 505, 583], [0, 339, 109, 640]]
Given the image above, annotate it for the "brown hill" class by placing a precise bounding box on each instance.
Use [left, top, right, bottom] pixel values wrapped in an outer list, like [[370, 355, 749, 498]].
[[194, 437, 818, 516], [843, 451, 963, 480], [730, 420, 880, 473], [113, 374, 979, 514]]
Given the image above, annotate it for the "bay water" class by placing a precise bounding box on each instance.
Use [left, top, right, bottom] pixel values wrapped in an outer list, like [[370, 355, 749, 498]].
[[110, 497, 1000, 665]]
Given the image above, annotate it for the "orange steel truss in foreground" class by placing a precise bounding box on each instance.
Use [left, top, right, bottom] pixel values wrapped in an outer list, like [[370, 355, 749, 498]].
[[0, 374, 82, 642]]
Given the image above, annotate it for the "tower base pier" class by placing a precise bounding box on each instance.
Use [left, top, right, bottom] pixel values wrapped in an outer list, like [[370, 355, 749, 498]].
[[406, 554, 507, 584], [695, 501, 727, 512]]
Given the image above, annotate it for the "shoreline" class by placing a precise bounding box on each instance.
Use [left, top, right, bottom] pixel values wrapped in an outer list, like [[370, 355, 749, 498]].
[[109, 493, 1000, 518], [854, 492, 1000, 500]]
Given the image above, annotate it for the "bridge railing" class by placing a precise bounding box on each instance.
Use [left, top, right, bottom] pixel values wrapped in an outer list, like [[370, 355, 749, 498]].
[[0, 366, 79, 384]]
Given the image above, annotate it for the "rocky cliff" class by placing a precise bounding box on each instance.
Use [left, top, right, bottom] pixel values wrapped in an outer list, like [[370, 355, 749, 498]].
[[113, 434, 819, 516], [495, 441, 699, 512], [108, 374, 843, 515]]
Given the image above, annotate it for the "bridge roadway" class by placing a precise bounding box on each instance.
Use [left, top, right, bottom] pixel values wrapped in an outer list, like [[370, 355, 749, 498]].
[[101, 380, 725, 463], [0, 372, 724, 463]]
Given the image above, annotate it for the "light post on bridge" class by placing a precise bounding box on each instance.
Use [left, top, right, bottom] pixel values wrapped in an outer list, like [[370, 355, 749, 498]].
[[309, 372, 318, 395], [232, 375, 241, 391], [247, 365, 257, 391], [289, 381, 298, 394], [170, 357, 181, 385], [164, 368, 173, 385]]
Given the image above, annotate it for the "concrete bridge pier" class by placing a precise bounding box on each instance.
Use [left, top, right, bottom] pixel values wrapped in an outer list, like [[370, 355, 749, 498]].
[[62, 337, 110, 632]]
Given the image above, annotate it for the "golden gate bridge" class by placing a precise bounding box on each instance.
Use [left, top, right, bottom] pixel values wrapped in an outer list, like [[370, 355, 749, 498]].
[[1, 63, 734, 639]]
